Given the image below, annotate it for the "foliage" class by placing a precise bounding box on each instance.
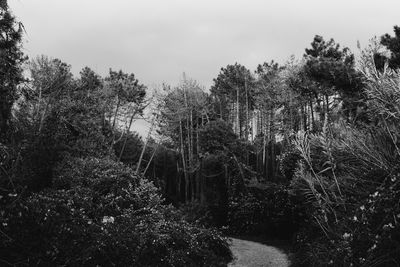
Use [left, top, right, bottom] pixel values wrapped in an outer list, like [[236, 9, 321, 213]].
[[304, 35, 364, 121], [29, 55, 73, 98], [174, 201, 216, 227], [279, 145, 302, 181], [1, 156, 232, 266], [113, 131, 143, 165], [198, 119, 238, 155], [290, 56, 400, 266], [6, 61, 109, 191], [154, 77, 215, 203], [226, 184, 304, 240], [103, 69, 147, 162], [105, 69, 146, 107], [210, 63, 255, 138], [0, 0, 26, 141], [104, 69, 147, 128], [211, 63, 255, 111], [380, 25, 400, 69], [156, 77, 210, 146], [254, 61, 285, 122]]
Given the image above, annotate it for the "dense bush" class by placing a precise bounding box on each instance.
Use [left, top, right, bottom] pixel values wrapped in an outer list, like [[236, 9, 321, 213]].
[[291, 129, 400, 266], [174, 177, 304, 242], [0, 157, 232, 266], [226, 184, 304, 240], [113, 131, 143, 165], [175, 201, 216, 227], [279, 145, 302, 181]]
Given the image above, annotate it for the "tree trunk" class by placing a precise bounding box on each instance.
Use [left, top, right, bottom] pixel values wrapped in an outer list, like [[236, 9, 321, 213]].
[[225, 164, 229, 193], [299, 104, 304, 132], [107, 97, 121, 152], [136, 118, 154, 175], [236, 87, 240, 138], [118, 107, 139, 161], [200, 160, 205, 204], [270, 109, 276, 182], [196, 125, 201, 200], [179, 119, 189, 202], [176, 160, 181, 201], [265, 111, 270, 179], [112, 97, 120, 129], [143, 143, 158, 176], [323, 94, 329, 133], [219, 97, 223, 119], [245, 78, 249, 140], [289, 93, 294, 132], [310, 98, 315, 132], [262, 110, 266, 177]]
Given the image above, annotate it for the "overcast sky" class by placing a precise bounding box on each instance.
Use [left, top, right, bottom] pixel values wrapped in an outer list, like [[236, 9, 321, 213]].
[[9, 0, 400, 89]]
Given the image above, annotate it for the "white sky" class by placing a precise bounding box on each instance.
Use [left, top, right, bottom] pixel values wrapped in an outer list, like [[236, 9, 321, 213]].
[[8, 0, 400, 134]]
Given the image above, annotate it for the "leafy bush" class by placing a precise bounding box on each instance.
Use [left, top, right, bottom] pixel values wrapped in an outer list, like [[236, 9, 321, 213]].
[[279, 145, 302, 181], [0, 156, 232, 266], [291, 128, 400, 266], [226, 184, 304, 240], [175, 201, 215, 227]]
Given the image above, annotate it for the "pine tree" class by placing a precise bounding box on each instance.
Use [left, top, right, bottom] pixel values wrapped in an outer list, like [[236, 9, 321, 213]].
[[0, 0, 26, 141], [381, 25, 400, 69]]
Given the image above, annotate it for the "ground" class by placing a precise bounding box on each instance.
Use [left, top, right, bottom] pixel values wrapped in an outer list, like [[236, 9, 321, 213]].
[[228, 238, 290, 267]]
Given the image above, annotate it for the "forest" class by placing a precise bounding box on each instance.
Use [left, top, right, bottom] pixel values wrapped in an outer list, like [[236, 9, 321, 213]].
[[1, 0, 400, 266]]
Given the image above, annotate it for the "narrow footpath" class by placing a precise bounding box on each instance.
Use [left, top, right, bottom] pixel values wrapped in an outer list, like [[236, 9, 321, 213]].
[[228, 238, 290, 267]]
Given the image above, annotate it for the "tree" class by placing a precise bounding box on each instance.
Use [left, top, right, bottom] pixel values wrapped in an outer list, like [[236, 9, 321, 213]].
[[0, 0, 26, 141], [156, 76, 210, 202], [16, 63, 110, 189], [254, 61, 285, 180], [284, 61, 318, 132], [198, 119, 238, 154], [380, 25, 400, 69], [211, 63, 255, 139], [76, 66, 103, 97], [103, 69, 146, 155], [29, 56, 75, 133], [304, 35, 363, 125]]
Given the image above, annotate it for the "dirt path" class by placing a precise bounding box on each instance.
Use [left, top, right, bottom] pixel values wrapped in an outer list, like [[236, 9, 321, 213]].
[[228, 238, 290, 267]]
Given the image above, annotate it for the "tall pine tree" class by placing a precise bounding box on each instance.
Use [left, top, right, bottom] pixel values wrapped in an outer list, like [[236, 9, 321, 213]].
[[0, 0, 26, 141]]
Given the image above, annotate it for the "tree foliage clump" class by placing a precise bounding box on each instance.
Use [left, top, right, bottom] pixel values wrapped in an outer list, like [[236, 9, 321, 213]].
[[304, 35, 364, 123], [380, 25, 400, 69], [6, 58, 109, 191]]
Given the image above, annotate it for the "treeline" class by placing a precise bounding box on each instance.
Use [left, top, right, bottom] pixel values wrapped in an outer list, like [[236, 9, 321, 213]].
[[143, 34, 365, 205]]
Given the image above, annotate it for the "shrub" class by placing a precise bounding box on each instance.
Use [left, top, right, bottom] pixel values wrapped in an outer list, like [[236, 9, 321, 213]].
[[279, 145, 302, 181], [291, 129, 400, 266], [226, 184, 304, 240], [0, 156, 232, 266]]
